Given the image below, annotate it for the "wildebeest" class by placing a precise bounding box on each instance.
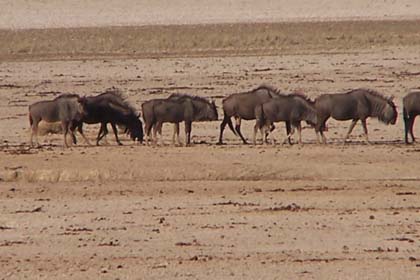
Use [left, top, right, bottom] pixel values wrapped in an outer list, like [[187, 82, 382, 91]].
[[142, 98, 167, 145], [74, 89, 143, 145], [218, 85, 281, 144], [28, 94, 84, 147], [142, 94, 218, 146], [403, 91, 420, 144], [254, 93, 317, 145], [315, 88, 397, 144]]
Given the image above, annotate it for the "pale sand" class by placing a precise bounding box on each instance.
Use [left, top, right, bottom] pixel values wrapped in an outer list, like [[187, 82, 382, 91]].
[[1, 0, 420, 29]]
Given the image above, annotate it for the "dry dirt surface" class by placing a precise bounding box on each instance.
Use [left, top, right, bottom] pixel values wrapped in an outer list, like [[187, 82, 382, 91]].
[[1, 12, 420, 280]]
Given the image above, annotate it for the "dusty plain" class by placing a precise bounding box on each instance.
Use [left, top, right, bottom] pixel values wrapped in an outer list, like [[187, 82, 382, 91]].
[[1, 11, 420, 280]]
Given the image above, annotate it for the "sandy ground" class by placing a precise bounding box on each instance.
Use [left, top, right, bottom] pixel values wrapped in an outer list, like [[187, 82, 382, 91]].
[[2, 0, 420, 29], [1, 3, 420, 279]]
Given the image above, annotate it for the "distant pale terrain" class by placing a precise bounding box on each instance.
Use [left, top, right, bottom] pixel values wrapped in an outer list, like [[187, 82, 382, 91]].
[[1, 0, 420, 29]]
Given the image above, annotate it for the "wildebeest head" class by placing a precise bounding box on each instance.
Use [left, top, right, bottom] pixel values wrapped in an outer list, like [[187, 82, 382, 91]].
[[196, 99, 218, 121], [381, 97, 398, 125], [207, 100, 218, 121], [128, 113, 144, 143]]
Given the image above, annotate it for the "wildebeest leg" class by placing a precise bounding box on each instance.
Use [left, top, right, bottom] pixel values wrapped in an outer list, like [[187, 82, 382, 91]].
[[30, 120, 40, 147], [69, 122, 78, 145], [361, 119, 370, 144], [96, 123, 106, 145], [97, 123, 111, 145], [296, 123, 303, 145], [404, 115, 411, 144], [265, 123, 275, 144], [144, 121, 154, 146], [71, 127, 77, 145], [263, 122, 273, 144], [259, 123, 271, 145], [234, 117, 247, 144], [154, 122, 164, 146], [152, 123, 158, 146], [185, 121, 192, 146], [68, 121, 78, 146], [317, 129, 327, 144], [61, 121, 70, 148], [315, 116, 328, 144], [316, 127, 328, 144], [253, 121, 259, 145], [283, 121, 293, 145], [218, 117, 227, 144], [267, 125, 275, 145], [110, 123, 122, 145], [344, 119, 358, 143], [261, 125, 267, 144], [100, 123, 112, 145], [76, 123, 92, 146], [218, 115, 235, 144], [409, 116, 416, 143], [172, 123, 181, 146]]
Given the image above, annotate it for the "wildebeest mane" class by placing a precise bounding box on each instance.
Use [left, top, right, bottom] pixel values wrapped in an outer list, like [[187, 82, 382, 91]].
[[100, 87, 125, 98], [350, 88, 396, 110], [288, 92, 315, 104], [96, 87, 138, 114], [226, 84, 282, 99], [253, 84, 281, 95], [168, 93, 213, 105], [54, 93, 80, 100]]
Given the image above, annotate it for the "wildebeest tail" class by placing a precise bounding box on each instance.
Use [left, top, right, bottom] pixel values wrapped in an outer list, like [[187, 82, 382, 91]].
[[403, 106, 409, 123], [403, 106, 410, 143], [226, 115, 236, 136], [255, 104, 265, 129], [28, 111, 33, 126], [141, 101, 155, 135]]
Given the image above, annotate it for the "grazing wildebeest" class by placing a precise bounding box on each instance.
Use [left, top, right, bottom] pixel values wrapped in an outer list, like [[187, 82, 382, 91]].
[[28, 94, 84, 147], [254, 93, 317, 145], [403, 91, 420, 144], [142, 94, 218, 146], [74, 89, 143, 145], [218, 85, 281, 144], [315, 88, 397, 144]]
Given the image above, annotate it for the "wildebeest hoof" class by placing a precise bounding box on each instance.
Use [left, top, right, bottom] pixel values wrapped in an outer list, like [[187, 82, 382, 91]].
[[117, 142, 123, 146]]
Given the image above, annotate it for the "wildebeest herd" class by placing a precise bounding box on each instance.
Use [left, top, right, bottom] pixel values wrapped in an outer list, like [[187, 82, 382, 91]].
[[28, 85, 420, 147]]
